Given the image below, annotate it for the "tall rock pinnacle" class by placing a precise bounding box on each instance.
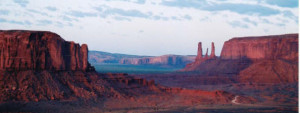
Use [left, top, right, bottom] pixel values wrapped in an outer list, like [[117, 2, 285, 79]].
[[205, 48, 208, 58], [196, 42, 203, 60], [210, 42, 216, 58]]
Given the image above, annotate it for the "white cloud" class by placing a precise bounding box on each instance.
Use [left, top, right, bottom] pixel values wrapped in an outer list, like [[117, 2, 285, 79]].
[[0, 0, 298, 56]]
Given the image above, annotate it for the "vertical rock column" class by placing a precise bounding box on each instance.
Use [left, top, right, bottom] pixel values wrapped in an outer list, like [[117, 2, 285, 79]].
[[69, 41, 77, 70], [80, 44, 88, 71], [205, 48, 208, 58], [196, 42, 203, 61], [210, 42, 216, 58]]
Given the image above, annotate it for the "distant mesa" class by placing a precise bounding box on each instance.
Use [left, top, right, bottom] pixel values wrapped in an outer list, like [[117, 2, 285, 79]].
[[119, 55, 195, 67], [89, 51, 196, 67], [182, 34, 298, 84]]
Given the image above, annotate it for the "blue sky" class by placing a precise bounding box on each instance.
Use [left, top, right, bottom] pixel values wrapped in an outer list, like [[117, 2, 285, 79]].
[[0, 0, 298, 56]]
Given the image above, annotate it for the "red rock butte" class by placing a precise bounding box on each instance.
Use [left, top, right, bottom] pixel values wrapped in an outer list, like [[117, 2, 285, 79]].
[[221, 34, 298, 61], [183, 34, 298, 83], [0, 30, 94, 71]]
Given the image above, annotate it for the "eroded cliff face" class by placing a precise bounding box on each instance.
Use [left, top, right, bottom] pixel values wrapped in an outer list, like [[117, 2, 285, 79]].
[[0, 30, 92, 71], [221, 34, 298, 83], [221, 34, 298, 61], [183, 34, 298, 83]]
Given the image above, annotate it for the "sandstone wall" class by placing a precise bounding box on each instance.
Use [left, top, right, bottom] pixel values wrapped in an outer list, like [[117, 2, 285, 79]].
[[0, 30, 90, 71], [220, 34, 298, 61]]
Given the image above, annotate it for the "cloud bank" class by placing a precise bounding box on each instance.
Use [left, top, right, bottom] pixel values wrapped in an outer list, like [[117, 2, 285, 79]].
[[0, 0, 298, 56]]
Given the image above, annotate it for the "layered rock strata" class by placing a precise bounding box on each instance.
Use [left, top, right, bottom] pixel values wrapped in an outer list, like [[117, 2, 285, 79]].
[[0, 30, 94, 71], [183, 34, 298, 83], [221, 34, 298, 61]]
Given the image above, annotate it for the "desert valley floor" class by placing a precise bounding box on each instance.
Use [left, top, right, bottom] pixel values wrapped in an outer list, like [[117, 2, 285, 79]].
[[0, 30, 298, 113]]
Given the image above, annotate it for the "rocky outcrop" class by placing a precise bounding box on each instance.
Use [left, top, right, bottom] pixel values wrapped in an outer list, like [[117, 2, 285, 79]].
[[204, 48, 208, 58], [221, 34, 298, 83], [0, 30, 93, 71], [221, 34, 298, 61], [210, 42, 216, 58], [0, 71, 160, 102], [195, 42, 203, 61], [184, 42, 217, 71], [183, 34, 298, 83]]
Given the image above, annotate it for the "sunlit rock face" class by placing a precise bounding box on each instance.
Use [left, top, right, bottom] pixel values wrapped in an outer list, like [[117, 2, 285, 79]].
[[0, 30, 92, 71], [183, 34, 298, 83], [221, 34, 298, 61], [183, 42, 217, 72]]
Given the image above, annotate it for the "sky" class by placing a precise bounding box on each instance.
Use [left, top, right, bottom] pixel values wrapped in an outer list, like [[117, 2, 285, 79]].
[[0, 0, 298, 56]]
